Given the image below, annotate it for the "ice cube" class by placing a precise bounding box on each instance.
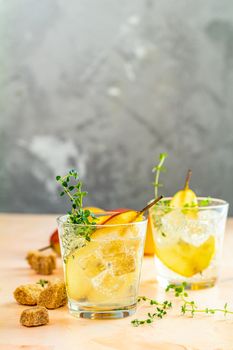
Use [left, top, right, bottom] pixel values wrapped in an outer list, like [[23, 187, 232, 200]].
[[124, 239, 140, 253], [78, 252, 106, 278], [180, 218, 212, 247], [92, 270, 125, 295], [123, 223, 142, 238], [198, 210, 221, 223], [109, 253, 136, 276], [101, 239, 138, 276], [160, 211, 185, 245], [101, 240, 125, 256]]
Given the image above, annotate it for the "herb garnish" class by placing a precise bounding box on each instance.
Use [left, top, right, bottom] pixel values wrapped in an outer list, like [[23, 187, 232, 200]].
[[56, 170, 97, 242], [131, 296, 172, 326], [37, 279, 49, 287], [198, 197, 212, 207], [182, 197, 212, 214], [131, 283, 233, 326], [152, 153, 168, 199], [152, 154, 212, 209], [166, 283, 233, 317]]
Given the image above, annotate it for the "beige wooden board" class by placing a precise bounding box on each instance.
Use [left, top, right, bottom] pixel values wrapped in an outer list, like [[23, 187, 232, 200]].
[[0, 214, 233, 350]]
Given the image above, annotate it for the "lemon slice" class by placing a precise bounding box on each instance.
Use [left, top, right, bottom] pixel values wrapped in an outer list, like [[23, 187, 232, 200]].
[[154, 235, 215, 277], [95, 215, 113, 224]]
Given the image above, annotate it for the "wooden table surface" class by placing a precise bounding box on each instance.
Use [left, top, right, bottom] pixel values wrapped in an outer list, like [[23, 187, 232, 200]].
[[1, 214, 233, 350]]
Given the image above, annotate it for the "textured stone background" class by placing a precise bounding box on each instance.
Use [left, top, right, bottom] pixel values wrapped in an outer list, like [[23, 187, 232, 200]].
[[0, 0, 233, 214]]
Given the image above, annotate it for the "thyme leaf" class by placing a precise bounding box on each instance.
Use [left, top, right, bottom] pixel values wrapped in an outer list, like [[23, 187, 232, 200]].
[[166, 283, 233, 317], [37, 279, 49, 287], [131, 296, 172, 326], [152, 153, 168, 199], [56, 170, 97, 242], [131, 283, 233, 326]]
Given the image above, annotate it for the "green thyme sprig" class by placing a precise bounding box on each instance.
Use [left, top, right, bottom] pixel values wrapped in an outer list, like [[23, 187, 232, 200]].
[[181, 198, 212, 215], [182, 201, 198, 215], [37, 279, 49, 287], [152, 153, 168, 199], [198, 197, 212, 207], [183, 202, 197, 208], [166, 282, 233, 317], [132, 283, 233, 326], [131, 296, 172, 326], [56, 170, 97, 241], [182, 197, 212, 210]]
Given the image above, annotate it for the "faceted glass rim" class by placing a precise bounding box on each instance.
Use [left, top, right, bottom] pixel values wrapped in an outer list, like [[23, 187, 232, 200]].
[[149, 197, 229, 210], [57, 212, 148, 227]]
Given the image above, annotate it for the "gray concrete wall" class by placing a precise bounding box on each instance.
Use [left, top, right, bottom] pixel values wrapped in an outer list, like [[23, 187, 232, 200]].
[[0, 0, 233, 214]]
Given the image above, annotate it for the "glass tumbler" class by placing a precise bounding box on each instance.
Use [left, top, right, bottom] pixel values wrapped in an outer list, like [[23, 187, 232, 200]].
[[57, 214, 147, 319], [149, 198, 228, 289]]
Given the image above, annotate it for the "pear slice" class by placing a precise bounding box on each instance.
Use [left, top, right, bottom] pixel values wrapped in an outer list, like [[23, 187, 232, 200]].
[[65, 241, 100, 300], [102, 210, 144, 225], [170, 170, 198, 219], [92, 196, 162, 239], [154, 170, 215, 276], [95, 215, 114, 224], [91, 210, 144, 239], [155, 235, 215, 277]]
